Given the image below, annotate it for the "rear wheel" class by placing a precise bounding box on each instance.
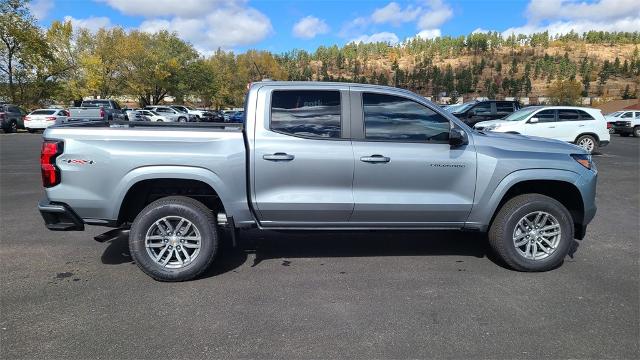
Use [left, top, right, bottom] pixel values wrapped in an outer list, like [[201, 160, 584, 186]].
[[27, 128, 36, 133], [488, 194, 574, 272], [575, 134, 598, 153], [178, 117, 187, 122], [129, 196, 219, 281]]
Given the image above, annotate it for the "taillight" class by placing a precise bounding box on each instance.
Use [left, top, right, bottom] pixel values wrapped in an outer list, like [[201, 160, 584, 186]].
[[99, 107, 105, 118], [607, 123, 612, 129], [46, 116, 56, 121], [41, 140, 63, 187], [25, 115, 31, 121]]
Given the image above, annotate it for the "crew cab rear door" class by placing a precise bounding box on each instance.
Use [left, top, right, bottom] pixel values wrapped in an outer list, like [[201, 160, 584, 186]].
[[349, 88, 477, 227], [250, 85, 354, 226]]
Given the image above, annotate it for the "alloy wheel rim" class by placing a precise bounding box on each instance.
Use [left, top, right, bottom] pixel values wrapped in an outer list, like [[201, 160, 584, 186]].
[[578, 137, 594, 152], [145, 216, 201, 269], [512, 211, 561, 261]]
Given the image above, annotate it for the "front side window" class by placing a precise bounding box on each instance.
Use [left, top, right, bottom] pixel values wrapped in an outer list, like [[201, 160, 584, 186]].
[[362, 93, 449, 142], [534, 109, 556, 123], [271, 90, 341, 139]]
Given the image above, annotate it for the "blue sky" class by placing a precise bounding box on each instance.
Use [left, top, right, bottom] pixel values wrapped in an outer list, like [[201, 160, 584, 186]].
[[30, 0, 640, 54]]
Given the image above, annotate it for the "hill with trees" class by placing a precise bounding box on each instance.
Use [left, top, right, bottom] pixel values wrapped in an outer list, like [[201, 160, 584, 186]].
[[2, 0, 639, 109]]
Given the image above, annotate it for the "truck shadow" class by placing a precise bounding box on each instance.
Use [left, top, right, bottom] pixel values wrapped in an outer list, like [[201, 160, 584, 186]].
[[99, 229, 580, 278]]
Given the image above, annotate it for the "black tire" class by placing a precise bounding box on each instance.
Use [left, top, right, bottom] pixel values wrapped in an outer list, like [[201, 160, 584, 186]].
[[488, 194, 574, 272], [27, 128, 36, 133], [129, 196, 218, 281], [178, 117, 187, 122], [620, 133, 630, 137], [633, 127, 640, 138], [575, 134, 598, 154], [4, 120, 18, 133]]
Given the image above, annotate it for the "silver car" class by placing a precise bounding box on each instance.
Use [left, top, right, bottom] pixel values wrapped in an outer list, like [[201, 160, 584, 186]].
[[145, 106, 193, 122]]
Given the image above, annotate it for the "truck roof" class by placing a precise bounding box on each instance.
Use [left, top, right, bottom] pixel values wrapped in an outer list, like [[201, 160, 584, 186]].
[[249, 81, 418, 97]]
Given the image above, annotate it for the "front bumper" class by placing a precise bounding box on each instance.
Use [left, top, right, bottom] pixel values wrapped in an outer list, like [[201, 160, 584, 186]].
[[38, 199, 85, 231]]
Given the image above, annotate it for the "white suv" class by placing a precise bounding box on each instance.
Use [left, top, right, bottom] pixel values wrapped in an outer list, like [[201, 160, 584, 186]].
[[474, 106, 610, 153]]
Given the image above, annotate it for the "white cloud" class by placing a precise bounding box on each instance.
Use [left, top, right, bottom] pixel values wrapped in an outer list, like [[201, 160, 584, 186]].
[[27, 0, 54, 20], [102, 0, 272, 51], [502, 17, 640, 37], [525, 0, 640, 23], [416, 29, 441, 39], [350, 32, 399, 44], [417, 0, 453, 29], [501, 0, 640, 37], [99, 0, 224, 18], [342, 1, 452, 43], [292, 16, 330, 39], [63, 16, 113, 33], [372, 2, 421, 26], [472, 28, 491, 34]]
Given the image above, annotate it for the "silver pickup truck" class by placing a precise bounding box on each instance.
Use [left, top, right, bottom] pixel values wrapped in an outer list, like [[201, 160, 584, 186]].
[[65, 99, 125, 123], [39, 81, 598, 281]]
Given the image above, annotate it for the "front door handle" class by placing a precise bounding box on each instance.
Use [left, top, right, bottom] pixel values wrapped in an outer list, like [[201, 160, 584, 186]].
[[263, 152, 295, 161], [360, 154, 390, 163], [548, 126, 556, 128]]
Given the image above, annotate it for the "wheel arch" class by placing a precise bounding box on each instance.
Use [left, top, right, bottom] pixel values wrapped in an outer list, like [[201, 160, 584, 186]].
[[574, 132, 600, 143], [469, 169, 585, 237], [112, 166, 231, 225]]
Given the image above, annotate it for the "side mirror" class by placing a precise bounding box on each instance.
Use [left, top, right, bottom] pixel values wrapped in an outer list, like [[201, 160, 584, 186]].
[[449, 128, 468, 148], [528, 117, 539, 123]]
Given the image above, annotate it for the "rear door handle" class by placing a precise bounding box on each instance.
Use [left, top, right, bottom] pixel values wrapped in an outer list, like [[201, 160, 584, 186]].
[[360, 154, 390, 163], [263, 152, 295, 161], [548, 126, 556, 128]]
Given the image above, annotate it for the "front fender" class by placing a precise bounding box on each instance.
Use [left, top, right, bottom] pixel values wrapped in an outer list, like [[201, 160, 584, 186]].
[[465, 168, 581, 229]]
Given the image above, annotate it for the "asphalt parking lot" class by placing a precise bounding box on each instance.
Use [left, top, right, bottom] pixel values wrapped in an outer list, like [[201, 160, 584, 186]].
[[1, 132, 638, 359]]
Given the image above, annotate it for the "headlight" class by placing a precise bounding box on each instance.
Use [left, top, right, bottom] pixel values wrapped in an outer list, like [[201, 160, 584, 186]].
[[571, 154, 592, 170]]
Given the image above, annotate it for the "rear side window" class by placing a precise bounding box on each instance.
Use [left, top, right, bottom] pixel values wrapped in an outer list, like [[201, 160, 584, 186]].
[[621, 112, 633, 118], [557, 110, 580, 121], [535, 109, 556, 122], [472, 102, 492, 114], [362, 93, 449, 142], [270, 90, 341, 139], [496, 102, 514, 114], [577, 110, 595, 120], [31, 110, 56, 115]]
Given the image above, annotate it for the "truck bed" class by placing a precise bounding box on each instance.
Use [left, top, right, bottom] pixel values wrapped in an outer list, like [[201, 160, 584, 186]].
[[42, 124, 250, 225]]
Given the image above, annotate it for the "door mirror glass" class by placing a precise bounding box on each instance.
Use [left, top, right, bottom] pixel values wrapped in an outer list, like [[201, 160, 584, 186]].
[[528, 117, 539, 123], [449, 128, 468, 147]]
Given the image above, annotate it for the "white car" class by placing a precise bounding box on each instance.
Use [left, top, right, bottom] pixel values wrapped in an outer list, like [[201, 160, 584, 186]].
[[24, 109, 69, 132], [170, 105, 207, 119], [474, 106, 610, 153], [133, 110, 171, 122]]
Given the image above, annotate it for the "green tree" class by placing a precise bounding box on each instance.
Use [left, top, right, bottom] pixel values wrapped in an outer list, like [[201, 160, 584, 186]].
[[547, 79, 582, 105]]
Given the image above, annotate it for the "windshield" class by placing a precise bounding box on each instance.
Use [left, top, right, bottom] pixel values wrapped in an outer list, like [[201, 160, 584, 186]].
[[502, 107, 540, 121], [451, 102, 477, 114]]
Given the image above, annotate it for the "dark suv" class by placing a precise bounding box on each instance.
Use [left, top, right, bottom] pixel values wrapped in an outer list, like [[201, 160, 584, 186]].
[[1, 104, 27, 133], [450, 100, 521, 126]]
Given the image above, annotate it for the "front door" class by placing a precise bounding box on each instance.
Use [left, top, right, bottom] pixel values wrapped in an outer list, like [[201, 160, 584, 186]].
[[252, 87, 355, 226], [350, 91, 477, 227], [523, 109, 557, 138]]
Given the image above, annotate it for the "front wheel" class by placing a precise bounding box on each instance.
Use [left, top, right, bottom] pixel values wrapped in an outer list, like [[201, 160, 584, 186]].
[[488, 194, 574, 272], [575, 134, 598, 153], [129, 196, 219, 281], [633, 126, 640, 137], [178, 117, 187, 122]]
